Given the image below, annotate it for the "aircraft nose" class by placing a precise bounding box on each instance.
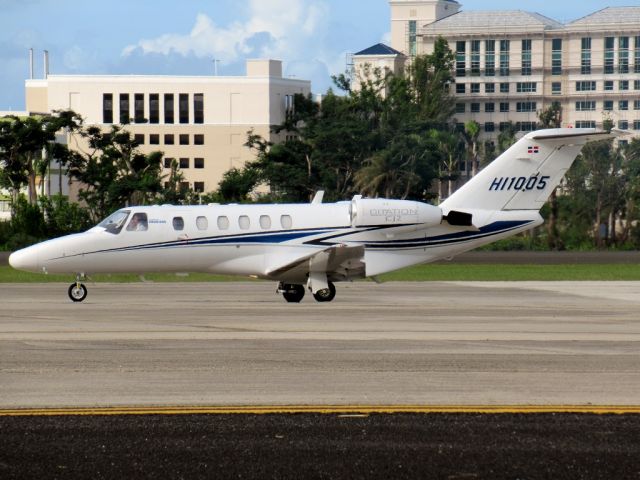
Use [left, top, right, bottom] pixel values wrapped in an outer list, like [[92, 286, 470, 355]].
[[8, 248, 40, 273]]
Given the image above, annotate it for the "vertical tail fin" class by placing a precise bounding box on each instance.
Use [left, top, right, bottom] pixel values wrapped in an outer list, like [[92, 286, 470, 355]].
[[441, 128, 612, 212]]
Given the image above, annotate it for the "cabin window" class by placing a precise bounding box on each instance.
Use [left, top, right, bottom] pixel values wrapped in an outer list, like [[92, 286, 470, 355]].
[[239, 215, 250, 230], [172, 216, 185, 231], [126, 212, 148, 231], [259, 215, 271, 230], [196, 216, 208, 230], [217, 216, 229, 230], [280, 215, 292, 229], [98, 210, 130, 235]]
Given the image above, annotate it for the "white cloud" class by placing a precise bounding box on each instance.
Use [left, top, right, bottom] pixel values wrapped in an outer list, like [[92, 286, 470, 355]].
[[122, 0, 331, 67]]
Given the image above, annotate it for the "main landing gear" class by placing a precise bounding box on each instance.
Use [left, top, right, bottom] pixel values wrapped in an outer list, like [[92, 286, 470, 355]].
[[277, 281, 337, 303], [68, 274, 88, 302]]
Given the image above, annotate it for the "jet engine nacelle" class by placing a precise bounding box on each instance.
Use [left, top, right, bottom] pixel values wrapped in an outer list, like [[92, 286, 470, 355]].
[[351, 196, 442, 229]]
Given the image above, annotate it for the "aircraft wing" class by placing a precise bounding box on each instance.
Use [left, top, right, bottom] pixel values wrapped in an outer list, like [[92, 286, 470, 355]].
[[265, 244, 365, 282]]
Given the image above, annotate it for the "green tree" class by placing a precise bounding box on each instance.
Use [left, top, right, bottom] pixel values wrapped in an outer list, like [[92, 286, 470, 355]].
[[0, 111, 82, 205], [67, 125, 165, 221]]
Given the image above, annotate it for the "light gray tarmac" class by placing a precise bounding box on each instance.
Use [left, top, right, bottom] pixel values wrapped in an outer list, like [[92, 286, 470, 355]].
[[1, 281, 640, 408]]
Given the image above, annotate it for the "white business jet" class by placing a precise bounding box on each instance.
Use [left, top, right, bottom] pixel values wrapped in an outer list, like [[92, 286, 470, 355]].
[[9, 128, 610, 303]]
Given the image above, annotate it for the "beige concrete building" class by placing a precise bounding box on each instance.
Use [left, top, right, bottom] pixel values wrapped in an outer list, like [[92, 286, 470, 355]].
[[25, 59, 310, 194], [356, 1, 640, 143]]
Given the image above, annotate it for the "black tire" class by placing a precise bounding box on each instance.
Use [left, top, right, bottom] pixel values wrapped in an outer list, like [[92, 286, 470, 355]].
[[282, 284, 305, 303], [312, 282, 336, 303], [68, 283, 88, 302]]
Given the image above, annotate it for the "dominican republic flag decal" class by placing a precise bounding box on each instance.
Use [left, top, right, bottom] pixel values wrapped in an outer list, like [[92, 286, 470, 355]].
[[528, 145, 539, 154]]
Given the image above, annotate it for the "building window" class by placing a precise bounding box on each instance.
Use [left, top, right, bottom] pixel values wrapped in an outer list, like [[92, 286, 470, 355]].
[[485, 40, 495, 76], [179, 134, 189, 145], [470, 40, 481, 76], [194, 158, 204, 169], [194, 182, 205, 193], [134, 134, 145, 145], [604, 81, 614, 91], [455, 103, 465, 113], [516, 82, 536, 93], [179, 93, 189, 123], [619, 37, 630, 74], [576, 81, 596, 92], [500, 102, 509, 112], [164, 134, 174, 145], [633, 120, 640, 130], [455, 83, 465, 94], [604, 37, 615, 74], [179, 158, 189, 168], [551, 38, 562, 75], [484, 122, 495, 132], [516, 102, 536, 113], [635, 80, 640, 90], [576, 101, 596, 111], [635, 36, 640, 73], [103, 93, 113, 124], [149, 134, 159, 145], [119, 93, 130, 124], [552, 82, 561, 95], [134, 93, 145, 123], [194, 134, 204, 145], [521, 39, 532, 76], [194, 93, 204, 124], [470, 103, 480, 113], [635, 100, 640, 110], [500, 82, 509, 93], [164, 158, 174, 168], [499, 40, 510, 76], [164, 94, 174, 124], [485, 102, 495, 113], [149, 94, 159, 124], [575, 120, 596, 128], [619, 100, 629, 111], [179, 182, 189, 192], [618, 120, 629, 130], [499, 122, 511, 132], [456, 41, 466, 77], [581, 37, 591, 75], [470, 83, 480, 94], [408, 20, 417, 57], [620, 80, 629, 91], [516, 122, 536, 132], [485, 83, 495, 93], [603, 101, 614, 111]]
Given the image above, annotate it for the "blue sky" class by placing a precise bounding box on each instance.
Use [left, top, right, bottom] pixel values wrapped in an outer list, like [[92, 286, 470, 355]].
[[0, 0, 635, 110]]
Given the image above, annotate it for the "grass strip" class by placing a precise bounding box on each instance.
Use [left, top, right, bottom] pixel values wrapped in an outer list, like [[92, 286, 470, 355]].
[[0, 264, 638, 283]]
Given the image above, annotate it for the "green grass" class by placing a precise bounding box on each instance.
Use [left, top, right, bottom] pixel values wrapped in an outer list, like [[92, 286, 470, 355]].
[[1, 264, 639, 283]]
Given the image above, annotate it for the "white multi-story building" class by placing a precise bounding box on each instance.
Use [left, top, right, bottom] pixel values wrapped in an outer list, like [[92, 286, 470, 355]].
[[24, 59, 310, 195], [356, 0, 640, 142]]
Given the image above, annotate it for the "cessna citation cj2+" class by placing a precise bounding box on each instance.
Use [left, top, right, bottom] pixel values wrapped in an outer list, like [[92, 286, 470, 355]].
[[10, 128, 611, 303]]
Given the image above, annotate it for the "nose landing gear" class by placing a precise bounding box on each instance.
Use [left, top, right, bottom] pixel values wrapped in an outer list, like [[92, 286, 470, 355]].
[[68, 274, 88, 302], [68, 282, 87, 302]]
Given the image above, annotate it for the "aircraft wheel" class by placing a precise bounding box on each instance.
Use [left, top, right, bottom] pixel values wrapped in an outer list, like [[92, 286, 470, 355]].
[[68, 283, 88, 302], [282, 284, 305, 303], [313, 282, 336, 303]]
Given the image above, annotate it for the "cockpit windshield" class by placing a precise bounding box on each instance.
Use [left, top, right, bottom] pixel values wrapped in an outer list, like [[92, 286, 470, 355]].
[[97, 210, 130, 235]]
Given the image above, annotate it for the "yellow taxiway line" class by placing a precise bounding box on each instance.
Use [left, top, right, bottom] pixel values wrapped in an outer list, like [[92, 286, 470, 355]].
[[1, 405, 640, 416]]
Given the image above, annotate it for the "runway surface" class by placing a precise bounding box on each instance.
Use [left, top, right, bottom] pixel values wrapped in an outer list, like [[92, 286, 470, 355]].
[[1, 281, 640, 408]]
